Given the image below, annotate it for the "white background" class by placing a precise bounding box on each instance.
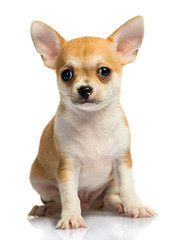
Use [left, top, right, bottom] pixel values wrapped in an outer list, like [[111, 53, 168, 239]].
[[0, 0, 182, 239]]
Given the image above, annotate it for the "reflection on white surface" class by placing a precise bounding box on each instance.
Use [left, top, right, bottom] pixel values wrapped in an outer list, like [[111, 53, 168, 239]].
[[56, 228, 88, 240], [29, 210, 157, 240]]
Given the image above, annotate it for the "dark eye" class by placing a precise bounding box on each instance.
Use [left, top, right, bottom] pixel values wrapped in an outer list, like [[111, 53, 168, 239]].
[[61, 69, 73, 81], [98, 67, 111, 78]]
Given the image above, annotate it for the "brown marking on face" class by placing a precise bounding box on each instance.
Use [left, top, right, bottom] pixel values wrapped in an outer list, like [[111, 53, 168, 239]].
[[55, 36, 122, 87], [123, 150, 132, 168]]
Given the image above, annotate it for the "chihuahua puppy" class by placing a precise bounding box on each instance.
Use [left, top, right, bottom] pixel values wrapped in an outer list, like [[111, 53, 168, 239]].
[[28, 16, 156, 229]]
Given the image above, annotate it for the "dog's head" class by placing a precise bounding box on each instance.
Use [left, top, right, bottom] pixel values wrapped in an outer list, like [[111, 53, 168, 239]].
[[31, 16, 144, 111]]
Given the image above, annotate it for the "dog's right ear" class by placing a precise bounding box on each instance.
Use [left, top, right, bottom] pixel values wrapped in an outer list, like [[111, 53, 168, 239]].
[[107, 16, 144, 65], [31, 21, 65, 69]]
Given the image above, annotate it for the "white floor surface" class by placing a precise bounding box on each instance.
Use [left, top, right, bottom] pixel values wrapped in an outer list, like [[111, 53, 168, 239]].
[[11, 203, 180, 240], [25, 208, 180, 240]]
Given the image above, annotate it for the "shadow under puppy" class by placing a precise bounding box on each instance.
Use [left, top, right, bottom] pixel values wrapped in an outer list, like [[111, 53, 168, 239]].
[[28, 16, 157, 229]]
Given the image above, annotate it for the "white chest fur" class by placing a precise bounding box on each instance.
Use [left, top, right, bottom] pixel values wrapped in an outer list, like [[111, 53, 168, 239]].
[[54, 102, 130, 191]]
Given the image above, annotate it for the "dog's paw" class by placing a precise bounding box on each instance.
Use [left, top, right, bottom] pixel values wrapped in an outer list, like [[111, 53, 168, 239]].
[[124, 205, 157, 218], [56, 215, 87, 230], [28, 202, 60, 218]]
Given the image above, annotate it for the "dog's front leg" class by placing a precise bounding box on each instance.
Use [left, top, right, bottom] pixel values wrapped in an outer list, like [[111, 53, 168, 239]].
[[56, 161, 87, 229], [113, 151, 157, 218]]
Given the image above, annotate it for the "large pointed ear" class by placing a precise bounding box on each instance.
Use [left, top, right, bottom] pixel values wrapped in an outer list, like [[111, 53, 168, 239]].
[[107, 16, 144, 65], [31, 21, 65, 69]]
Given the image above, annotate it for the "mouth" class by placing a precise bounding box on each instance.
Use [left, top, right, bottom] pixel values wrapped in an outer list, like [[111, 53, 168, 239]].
[[72, 99, 102, 111], [70, 97, 110, 111], [71, 97, 100, 105], [79, 99, 98, 104], [70, 94, 104, 110]]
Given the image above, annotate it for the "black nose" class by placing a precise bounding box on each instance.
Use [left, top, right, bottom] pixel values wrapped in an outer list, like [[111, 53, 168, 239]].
[[78, 86, 93, 99]]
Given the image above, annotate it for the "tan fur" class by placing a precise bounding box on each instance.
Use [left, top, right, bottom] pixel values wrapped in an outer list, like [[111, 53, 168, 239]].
[[30, 117, 66, 183], [56, 37, 121, 71], [56, 37, 122, 88], [57, 158, 70, 184], [35, 117, 59, 181], [123, 150, 133, 168], [29, 16, 156, 229]]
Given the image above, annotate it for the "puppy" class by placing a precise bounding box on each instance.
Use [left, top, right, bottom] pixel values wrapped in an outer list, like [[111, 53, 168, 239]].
[[28, 16, 156, 229]]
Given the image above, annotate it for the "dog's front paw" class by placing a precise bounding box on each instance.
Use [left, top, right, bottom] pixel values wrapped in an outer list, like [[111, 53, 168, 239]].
[[56, 214, 87, 230], [124, 205, 157, 218]]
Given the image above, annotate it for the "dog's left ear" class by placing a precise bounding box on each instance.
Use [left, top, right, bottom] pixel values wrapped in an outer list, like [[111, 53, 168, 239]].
[[108, 16, 144, 65], [31, 21, 65, 69]]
